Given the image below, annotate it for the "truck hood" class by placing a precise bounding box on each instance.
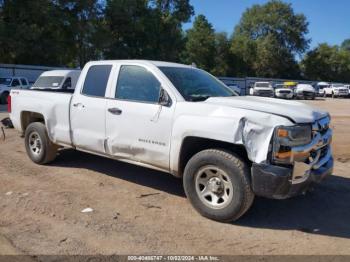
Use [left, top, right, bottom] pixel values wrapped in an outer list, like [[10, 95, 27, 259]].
[[297, 86, 315, 92], [205, 96, 328, 123]]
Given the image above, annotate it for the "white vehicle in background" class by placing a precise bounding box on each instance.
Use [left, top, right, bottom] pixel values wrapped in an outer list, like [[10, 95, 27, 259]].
[[274, 84, 294, 99], [323, 83, 349, 98], [295, 84, 316, 100], [0, 76, 30, 104], [345, 85, 350, 97], [31, 70, 81, 91], [251, 81, 274, 97], [316, 82, 330, 97]]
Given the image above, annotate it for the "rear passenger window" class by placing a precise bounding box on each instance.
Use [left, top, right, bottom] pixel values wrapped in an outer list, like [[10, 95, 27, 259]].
[[82, 65, 112, 97], [116, 65, 161, 103], [20, 78, 28, 86]]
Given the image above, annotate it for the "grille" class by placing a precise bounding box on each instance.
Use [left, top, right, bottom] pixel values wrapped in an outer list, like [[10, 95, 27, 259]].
[[257, 90, 273, 96], [303, 91, 314, 96], [279, 90, 291, 94]]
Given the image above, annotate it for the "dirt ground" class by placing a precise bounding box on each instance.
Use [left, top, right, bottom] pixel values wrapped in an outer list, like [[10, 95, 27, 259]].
[[0, 98, 350, 256]]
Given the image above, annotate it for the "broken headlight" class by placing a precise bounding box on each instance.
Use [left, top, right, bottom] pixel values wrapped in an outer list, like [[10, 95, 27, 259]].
[[272, 125, 312, 164]]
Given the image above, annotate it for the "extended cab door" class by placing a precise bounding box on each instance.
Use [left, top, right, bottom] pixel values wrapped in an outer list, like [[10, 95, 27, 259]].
[[70, 64, 113, 153], [105, 64, 175, 171]]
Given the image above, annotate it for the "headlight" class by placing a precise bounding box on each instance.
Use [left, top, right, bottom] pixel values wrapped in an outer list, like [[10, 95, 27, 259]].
[[272, 125, 312, 164]]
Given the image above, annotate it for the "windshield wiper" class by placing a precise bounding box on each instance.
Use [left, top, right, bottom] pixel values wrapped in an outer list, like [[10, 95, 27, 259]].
[[189, 95, 211, 102]]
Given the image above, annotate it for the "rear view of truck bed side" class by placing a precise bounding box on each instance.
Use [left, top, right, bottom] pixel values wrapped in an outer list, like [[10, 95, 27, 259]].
[[9, 89, 73, 147]]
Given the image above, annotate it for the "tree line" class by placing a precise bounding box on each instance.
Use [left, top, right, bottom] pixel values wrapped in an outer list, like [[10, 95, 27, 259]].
[[0, 0, 349, 82]]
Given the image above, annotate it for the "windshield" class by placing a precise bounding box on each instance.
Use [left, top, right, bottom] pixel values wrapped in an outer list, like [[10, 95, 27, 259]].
[[0, 78, 12, 86], [32, 76, 64, 88], [255, 82, 270, 88], [333, 84, 344, 88], [159, 67, 235, 101]]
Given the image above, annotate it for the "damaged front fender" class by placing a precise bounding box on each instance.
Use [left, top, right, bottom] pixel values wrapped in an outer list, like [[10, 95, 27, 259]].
[[170, 103, 293, 175]]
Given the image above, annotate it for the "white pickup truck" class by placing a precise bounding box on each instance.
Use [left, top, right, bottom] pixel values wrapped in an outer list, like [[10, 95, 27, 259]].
[[251, 81, 274, 97], [9, 60, 333, 222], [323, 83, 349, 98], [0, 76, 30, 104]]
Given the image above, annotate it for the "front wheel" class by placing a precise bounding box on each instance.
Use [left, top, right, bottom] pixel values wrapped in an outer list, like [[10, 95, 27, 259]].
[[25, 122, 58, 164], [183, 149, 254, 222]]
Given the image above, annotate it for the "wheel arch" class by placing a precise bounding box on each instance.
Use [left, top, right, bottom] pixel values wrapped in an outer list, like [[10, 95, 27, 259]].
[[176, 136, 250, 177], [20, 111, 46, 133]]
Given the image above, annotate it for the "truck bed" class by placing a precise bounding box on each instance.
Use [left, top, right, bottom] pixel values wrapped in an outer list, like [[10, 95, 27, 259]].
[[10, 89, 73, 146]]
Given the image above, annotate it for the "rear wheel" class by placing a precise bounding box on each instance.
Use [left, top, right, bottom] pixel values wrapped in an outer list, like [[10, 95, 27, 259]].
[[25, 122, 58, 164], [183, 149, 254, 222]]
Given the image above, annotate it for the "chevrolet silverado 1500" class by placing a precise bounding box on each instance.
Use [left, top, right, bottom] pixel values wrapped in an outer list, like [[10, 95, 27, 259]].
[[9, 60, 333, 222]]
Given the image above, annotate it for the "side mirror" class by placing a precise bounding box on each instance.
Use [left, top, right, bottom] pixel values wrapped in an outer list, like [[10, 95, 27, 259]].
[[159, 89, 172, 107]]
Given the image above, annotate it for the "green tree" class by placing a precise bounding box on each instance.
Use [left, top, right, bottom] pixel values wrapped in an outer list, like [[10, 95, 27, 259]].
[[211, 32, 234, 76], [301, 43, 350, 82], [230, 0, 309, 78], [104, 0, 193, 61], [148, 0, 194, 61], [0, 0, 69, 66], [183, 14, 216, 72], [55, 0, 105, 67], [341, 39, 350, 52]]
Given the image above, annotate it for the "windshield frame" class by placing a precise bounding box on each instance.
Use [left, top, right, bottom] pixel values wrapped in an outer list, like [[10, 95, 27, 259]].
[[158, 66, 236, 102]]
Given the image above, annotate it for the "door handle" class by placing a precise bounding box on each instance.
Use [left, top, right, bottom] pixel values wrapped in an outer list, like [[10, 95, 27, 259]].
[[73, 102, 85, 108], [108, 107, 122, 115]]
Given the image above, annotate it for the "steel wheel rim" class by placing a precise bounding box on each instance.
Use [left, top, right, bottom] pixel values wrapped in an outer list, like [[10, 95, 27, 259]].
[[195, 165, 234, 209], [28, 131, 42, 156]]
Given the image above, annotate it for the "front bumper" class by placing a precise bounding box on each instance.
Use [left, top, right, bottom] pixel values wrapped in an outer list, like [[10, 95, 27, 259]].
[[251, 157, 333, 199], [251, 118, 333, 199], [297, 91, 315, 98], [276, 93, 293, 99], [253, 90, 274, 97]]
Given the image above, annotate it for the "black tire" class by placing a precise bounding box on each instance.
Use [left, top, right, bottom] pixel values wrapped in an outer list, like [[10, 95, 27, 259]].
[[183, 149, 254, 222], [24, 122, 58, 164], [0, 92, 9, 104]]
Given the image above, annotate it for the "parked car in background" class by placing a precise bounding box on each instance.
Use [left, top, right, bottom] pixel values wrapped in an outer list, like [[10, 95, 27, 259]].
[[0, 76, 30, 104], [295, 84, 316, 100], [316, 82, 330, 97], [31, 70, 81, 91], [9, 60, 333, 222], [323, 83, 349, 98], [345, 85, 350, 97], [274, 84, 294, 99], [218, 78, 241, 95], [251, 81, 274, 97]]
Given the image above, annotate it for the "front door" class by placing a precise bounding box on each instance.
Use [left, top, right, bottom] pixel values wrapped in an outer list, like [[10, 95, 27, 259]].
[[105, 65, 175, 170], [71, 64, 113, 153]]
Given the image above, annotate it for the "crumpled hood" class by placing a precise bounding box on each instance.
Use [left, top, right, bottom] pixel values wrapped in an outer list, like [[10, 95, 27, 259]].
[[205, 96, 329, 123]]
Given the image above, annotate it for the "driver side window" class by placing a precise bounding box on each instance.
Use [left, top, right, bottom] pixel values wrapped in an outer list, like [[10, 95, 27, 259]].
[[115, 65, 161, 103]]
